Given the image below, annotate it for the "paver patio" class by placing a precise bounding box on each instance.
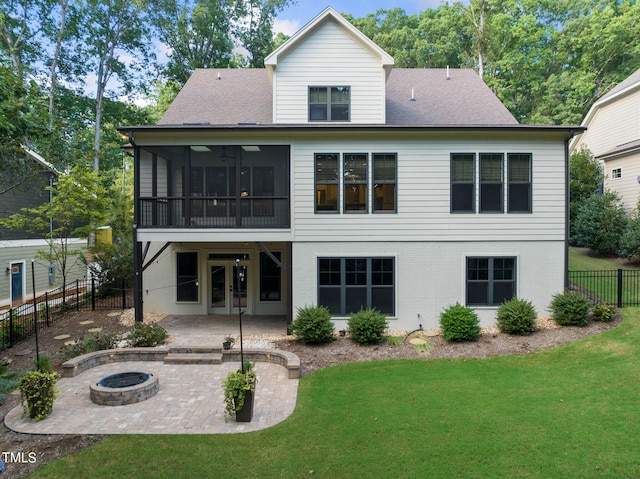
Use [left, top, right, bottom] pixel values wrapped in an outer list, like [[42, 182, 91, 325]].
[[4, 315, 299, 434]]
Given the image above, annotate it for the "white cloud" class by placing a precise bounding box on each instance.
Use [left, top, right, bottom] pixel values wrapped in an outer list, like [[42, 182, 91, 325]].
[[273, 18, 300, 36]]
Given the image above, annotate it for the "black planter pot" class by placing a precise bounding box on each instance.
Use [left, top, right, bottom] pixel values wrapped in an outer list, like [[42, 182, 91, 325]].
[[223, 342, 232, 350], [234, 390, 254, 422]]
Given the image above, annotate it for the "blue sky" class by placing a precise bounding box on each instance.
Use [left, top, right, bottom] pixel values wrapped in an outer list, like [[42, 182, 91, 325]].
[[274, 1, 448, 36]]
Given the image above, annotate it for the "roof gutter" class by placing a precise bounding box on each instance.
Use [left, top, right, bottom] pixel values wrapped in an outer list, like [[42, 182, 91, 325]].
[[118, 123, 585, 135]]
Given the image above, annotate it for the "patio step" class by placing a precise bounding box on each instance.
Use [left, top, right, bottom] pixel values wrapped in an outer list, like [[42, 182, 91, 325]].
[[163, 352, 223, 365]]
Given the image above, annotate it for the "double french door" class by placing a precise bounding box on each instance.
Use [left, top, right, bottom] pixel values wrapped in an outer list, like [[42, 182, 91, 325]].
[[208, 261, 249, 314]]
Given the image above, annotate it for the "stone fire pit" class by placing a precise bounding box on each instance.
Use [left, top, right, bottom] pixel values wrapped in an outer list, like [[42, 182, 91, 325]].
[[90, 371, 159, 406]]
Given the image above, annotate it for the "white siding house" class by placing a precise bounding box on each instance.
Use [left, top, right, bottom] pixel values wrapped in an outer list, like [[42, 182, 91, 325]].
[[121, 7, 579, 330], [570, 68, 640, 212]]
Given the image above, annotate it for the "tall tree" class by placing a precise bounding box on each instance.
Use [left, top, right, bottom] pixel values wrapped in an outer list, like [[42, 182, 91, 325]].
[[150, 0, 238, 85], [235, 0, 292, 68], [72, 0, 154, 170], [44, 0, 71, 128], [457, 0, 492, 78], [0, 0, 52, 75]]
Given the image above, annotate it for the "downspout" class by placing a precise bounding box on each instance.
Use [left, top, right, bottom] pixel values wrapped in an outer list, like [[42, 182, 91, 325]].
[[564, 130, 576, 290]]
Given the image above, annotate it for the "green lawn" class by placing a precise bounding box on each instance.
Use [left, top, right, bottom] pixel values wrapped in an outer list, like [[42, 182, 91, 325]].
[[569, 247, 640, 305], [32, 308, 640, 479], [568, 246, 637, 271]]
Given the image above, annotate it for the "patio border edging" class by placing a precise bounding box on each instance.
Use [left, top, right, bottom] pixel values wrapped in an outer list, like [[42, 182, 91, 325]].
[[61, 347, 300, 379]]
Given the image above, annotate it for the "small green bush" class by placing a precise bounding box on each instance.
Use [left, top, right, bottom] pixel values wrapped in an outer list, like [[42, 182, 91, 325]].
[[549, 290, 590, 326], [347, 309, 388, 345], [127, 322, 168, 347], [59, 330, 121, 361], [592, 303, 617, 323], [290, 305, 335, 344], [440, 303, 481, 342], [496, 297, 537, 335], [35, 355, 53, 373]]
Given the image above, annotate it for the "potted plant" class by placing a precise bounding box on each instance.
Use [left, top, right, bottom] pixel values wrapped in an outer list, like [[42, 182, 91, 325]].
[[223, 361, 256, 422], [222, 334, 235, 350], [19, 365, 59, 421]]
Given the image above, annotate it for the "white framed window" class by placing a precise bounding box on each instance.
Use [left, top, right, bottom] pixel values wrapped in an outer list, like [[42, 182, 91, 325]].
[[611, 168, 622, 180]]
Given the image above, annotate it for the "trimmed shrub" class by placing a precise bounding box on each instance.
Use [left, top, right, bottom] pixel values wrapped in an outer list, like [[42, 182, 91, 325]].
[[549, 290, 590, 326], [572, 191, 627, 255], [496, 297, 537, 335], [290, 305, 335, 344], [592, 303, 617, 323], [127, 322, 168, 347], [347, 309, 389, 345], [439, 303, 480, 342], [59, 330, 121, 361]]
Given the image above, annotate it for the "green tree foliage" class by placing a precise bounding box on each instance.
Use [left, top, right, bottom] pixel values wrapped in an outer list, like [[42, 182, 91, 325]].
[[0, 0, 52, 73], [236, 0, 292, 68], [149, 0, 238, 85], [0, 64, 48, 160], [573, 191, 627, 255], [618, 204, 640, 260], [0, 166, 108, 293], [71, 0, 155, 170], [569, 147, 604, 241]]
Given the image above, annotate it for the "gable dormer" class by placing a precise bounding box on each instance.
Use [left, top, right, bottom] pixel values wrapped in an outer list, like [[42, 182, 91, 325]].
[[264, 7, 394, 124]]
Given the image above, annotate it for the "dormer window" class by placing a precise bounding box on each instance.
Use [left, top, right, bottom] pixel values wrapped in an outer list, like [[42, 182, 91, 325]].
[[309, 86, 350, 121]]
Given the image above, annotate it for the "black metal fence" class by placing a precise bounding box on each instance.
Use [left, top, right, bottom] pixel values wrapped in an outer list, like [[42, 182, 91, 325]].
[[0, 278, 132, 351], [568, 269, 640, 308]]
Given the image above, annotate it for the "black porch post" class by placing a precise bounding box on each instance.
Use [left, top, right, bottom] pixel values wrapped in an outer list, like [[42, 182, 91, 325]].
[[132, 138, 144, 323], [134, 227, 143, 323]]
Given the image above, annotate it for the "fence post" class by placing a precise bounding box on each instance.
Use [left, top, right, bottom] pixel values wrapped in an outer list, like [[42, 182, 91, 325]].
[[45, 291, 50, 327], [76, 279, 80, 311], [122, 279, 126, 310], [91, 278, 96, 311], [9, 309, 13, 348], [617, 269, 624, 308]]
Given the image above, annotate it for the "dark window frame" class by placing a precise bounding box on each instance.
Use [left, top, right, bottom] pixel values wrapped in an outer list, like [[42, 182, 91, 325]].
[[479, 153, 504, 213], [259, 251, 282, 302], [373, 153, 397, 213], [309, 86, 351, 122], [466, 256, 516, 306], [318, 257, 395, 316], [315, 153, 340, 213], [176, 252, 199, 302], [507, 153, 532, 213], [451, 153, 476, 213], [343, 153, 368, 213]]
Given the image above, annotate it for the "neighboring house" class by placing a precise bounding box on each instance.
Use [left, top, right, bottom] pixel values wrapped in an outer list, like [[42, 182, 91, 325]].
[[0, 148, 86, 309], [570, 68, 640, 212], [120, 7, 579, 330]]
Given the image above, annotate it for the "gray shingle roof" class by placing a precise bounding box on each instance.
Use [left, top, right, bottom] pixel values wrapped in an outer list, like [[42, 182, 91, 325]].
[[385, 68, 517, 125], [159, 67, 518, 126], [159, 69, 273, 126], [598, 68, 640, 103]]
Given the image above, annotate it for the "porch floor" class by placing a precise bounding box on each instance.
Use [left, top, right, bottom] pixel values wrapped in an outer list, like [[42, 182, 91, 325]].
[[159, 314, 288, 348]]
